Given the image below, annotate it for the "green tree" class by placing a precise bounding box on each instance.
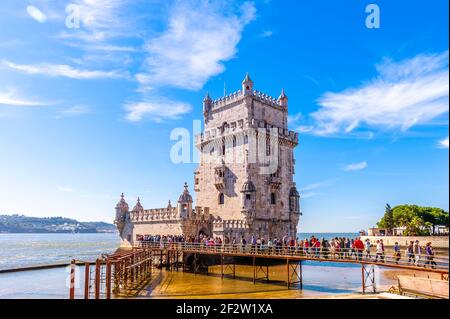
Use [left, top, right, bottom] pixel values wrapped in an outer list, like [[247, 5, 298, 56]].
[[376, 204, 448, 236], [384, 203, 394, 235]]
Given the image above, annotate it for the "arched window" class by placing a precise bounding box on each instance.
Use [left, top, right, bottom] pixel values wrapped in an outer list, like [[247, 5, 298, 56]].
[[219, 193, 225, 205], [270, 193, 276, 205]]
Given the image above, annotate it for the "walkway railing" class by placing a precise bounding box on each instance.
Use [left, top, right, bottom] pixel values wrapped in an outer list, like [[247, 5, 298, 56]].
[[138, 241, 449, 271], [68, 248, 152, 299], [68, 242, 449, 299]]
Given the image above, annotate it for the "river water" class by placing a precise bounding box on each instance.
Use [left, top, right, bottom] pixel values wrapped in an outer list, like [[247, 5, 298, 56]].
[[2, 232, 402, 299]]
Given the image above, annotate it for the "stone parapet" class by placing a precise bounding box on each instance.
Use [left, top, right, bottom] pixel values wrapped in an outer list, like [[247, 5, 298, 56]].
[[361, 236, 449, 249], [130, 207, 178, 222]]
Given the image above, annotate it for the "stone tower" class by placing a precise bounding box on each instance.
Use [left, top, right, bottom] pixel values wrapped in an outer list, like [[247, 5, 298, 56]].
[[195, 74, 300, 240]]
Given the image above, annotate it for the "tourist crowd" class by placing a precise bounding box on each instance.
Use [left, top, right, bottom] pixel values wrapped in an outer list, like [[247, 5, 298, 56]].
[[136, 234, 439, 269]]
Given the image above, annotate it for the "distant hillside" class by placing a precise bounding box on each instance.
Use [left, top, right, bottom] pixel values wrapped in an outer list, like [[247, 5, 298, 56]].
[[0, 214, 117, 233]]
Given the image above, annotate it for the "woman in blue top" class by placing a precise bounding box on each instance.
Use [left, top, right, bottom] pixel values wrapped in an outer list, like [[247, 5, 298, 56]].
[[393, 242, 401, 264]]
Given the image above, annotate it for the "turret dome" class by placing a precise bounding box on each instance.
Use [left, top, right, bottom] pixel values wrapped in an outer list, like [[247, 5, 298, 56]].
[[116, 193, 129, 210], [289, 186, 299, 197], [178, 182, 193, 203], [132, 197, 144, 212], [241, 180, 256, 193]]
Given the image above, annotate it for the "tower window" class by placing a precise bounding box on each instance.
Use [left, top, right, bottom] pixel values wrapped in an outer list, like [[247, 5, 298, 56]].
[[219, 193, 225, 205], [246, 194, 251, 200], [270, 193, 276, 205]]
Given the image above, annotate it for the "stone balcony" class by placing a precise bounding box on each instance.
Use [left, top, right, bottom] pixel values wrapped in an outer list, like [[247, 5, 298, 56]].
[[267, 176, 282, 190], [214, 176, 225, 190]]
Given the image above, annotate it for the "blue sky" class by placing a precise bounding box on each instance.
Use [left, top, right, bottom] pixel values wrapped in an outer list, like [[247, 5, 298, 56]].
[[0, 0, 448, 232]]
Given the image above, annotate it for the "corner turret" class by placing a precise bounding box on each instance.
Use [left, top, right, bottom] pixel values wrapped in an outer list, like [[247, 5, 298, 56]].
[[242, 72, 254, 96], [203, 92, 212, 117], [278, 88, 288, 107], [115, 193, 129, 235], [178, 182, 193, 219]]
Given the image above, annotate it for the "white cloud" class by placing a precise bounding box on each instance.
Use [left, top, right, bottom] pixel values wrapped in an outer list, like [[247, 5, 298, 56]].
[[301, 192, 317, 199], [288, 113, 302, 125], [137, 1, 256, 91], [299, 179, 336, 199], [311, 51, 449, 136], [342, 161, 368, 172], [295, 125, 314, 133], [54, 105, 90, 119], [0, 88, 49, 106], [438, 137, 449, 149], [2, 60, 127, 80], [124, 98, 192, 122], [259, 30, 273, 38], [26, 5, 47, 23]]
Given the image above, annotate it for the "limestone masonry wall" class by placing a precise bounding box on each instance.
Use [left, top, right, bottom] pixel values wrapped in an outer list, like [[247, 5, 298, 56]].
[[361, 236, 449, 249]]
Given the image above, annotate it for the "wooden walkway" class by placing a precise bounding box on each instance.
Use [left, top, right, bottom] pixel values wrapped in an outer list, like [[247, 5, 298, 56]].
[[68, 243, 449, 299]]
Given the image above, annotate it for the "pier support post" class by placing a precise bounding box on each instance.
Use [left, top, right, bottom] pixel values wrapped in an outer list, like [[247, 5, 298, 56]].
[[106, 261, 112, 299], [299, 261, 303, 289], [69, 259, 76, 299], [194, 253, 197, 274], [286, 259, 290, 288], [221, 254, 224, 279], [253, 256, 256, 284], [287, 259, 301, 289], [94, 259, 101, 299], [361, 264, 376, 294], [84, 262, 90, 299]]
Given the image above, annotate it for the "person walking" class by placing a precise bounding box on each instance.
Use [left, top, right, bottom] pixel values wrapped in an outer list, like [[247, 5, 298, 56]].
[[353, 237, 364, 261], [413, 240, 422, 267], [425, 242, 437, 269], [314, 239, 321, 258], [393, 242, 401, 264], [364, 239, 371, 260], [241, 236, 247, 253], [375, 240, 384, 262], [406, 241, 414, 264]]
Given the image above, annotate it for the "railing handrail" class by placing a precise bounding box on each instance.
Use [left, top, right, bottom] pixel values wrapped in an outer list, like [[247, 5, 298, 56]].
[[135, 241, 449, 271]]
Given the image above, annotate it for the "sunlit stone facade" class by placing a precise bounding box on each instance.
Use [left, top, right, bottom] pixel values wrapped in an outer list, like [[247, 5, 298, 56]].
[[115, 74, 301, 247]]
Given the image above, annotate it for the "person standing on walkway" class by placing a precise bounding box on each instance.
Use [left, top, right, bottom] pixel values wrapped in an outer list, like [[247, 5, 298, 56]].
[[413, 240, 422, 267], [241, 236, 247, 253], [375, 240, 384, 262], [406, 241, 414, 264], [353, 237, 364, 261], [364, 239, 372, 260], [314, 239, 321, 258], [425, 242, 437, 269], [380, 239, 386, 262], [393, 242, 401, 264]]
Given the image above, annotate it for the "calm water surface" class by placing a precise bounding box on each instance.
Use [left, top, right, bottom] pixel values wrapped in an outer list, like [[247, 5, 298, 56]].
[[1, 232, 376, 299], [0, 233, 120, 270]]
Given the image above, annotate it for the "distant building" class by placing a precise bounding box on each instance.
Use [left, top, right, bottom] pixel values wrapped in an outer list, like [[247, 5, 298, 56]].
[[115, 74, 301, 247]]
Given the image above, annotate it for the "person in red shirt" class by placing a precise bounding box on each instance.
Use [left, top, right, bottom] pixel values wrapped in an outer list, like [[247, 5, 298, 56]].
[[353, 237, 365, 261], [314, 239, 321, 258]]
